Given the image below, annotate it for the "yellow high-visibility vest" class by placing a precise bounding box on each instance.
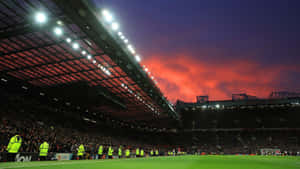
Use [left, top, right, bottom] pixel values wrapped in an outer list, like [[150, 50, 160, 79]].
[[7, 135, 22, 153], [39, 142, 49, 156]]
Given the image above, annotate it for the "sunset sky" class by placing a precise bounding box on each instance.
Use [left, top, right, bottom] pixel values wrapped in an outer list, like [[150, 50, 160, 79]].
[[95, 0, 300, 102]]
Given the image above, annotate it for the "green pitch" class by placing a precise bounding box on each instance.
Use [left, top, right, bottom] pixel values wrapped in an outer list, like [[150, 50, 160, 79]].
[[0, 155, 299, 169]]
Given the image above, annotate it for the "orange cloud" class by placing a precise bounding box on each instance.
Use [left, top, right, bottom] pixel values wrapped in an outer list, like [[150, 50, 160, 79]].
[[142, 53, 299, 103]]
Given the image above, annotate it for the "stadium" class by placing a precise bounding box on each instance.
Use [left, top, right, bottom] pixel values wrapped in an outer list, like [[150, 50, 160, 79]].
[[0, 0, 299, 169]]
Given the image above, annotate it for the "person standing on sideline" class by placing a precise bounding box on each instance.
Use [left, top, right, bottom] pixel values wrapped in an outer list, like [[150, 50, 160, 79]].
[[150, 149, 154, 156], [77, 144, 85, 160], [118, 146, 122, 158], [108, 146, 114, 159], [136, 147, 140, 158], [39, 141, 49, 161], [6, 134, 22, 162], [155, 149, 159, 156], [140, 149, 144, 157], [126, 148, 130, 158], [98, 145, 103, 159]]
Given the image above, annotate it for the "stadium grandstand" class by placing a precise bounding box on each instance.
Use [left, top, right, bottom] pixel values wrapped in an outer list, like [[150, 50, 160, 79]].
[[176, 94, 300, 155], [0, 0, 299, 169]]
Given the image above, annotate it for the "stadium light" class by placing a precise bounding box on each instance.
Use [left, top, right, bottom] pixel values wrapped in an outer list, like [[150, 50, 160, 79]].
[[93, 60, 96, 64], [124, 39, 128, 44], [53, 27, 63, 36], [111, 22, 119, 31], [135, 55, 141, 62], [87, 55, 92, 60], [66, 38, 72, 43], [216, 104, 220, 109], [127, 45, 135, 54], [145, 68, 148, 72], [57, 20, 63, 25], [72, 43, 79, 50], [105, 70, 111, 75], [35, 12, 47, 24], [102, 10, 113, 22], [1, 78, 7, 82], [81, 50, 87, 55], [120, 35, 125, 40], [118, 32, 122, 36]]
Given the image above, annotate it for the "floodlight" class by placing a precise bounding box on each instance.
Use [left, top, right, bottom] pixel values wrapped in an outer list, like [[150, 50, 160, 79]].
[[81, 50, 86, 55], [72, 43, 79, 49], [127, 45, 135, 54], [135, 55, 141, 62], [87, 55, 92, 60], [57, 20, 63, 25], [102, 10, 113, 22], [105, 70, 111, 75], [53, 27, 63, 36], [111, 22, 119, 30], [35, 12, 47, 23], [66, 38, 72, 43]]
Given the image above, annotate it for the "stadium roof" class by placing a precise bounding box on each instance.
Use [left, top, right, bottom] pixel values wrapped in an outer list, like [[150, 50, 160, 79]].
[[0, 0, 177, 121], [176, 97, 300, 112]]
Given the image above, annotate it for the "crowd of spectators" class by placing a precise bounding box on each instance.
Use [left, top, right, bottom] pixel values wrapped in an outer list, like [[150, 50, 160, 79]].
[[0, 92, 299, 156]]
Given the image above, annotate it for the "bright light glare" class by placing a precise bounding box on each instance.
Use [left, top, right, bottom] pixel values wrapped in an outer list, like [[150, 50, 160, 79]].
[[81, 50, 86, 55], [124, 39, 128, 43], [35, 12, 47, 23], [111, 22, 119, 30], [105, 70, 111, 75], [216, 104, 220, 108], [127, 45, 133, 50], [102, 10, 113, 22], [72, 43, 79, 50], [118, 32, 122, 36], [87, 55, 92, 60], [53, 27, 63, 36], [128, 45, 135, 54], [120, 35, 125, 40], [66, 38, 72, 43], [135, 55, 141, 62], [57, 20, 63, 25]]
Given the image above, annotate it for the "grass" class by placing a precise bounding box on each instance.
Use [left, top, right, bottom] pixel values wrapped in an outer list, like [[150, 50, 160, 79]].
[[0, 155, 299, 169]]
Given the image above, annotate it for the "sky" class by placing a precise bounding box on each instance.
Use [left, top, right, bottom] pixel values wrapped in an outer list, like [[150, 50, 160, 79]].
[[94, 0, 300, 102]]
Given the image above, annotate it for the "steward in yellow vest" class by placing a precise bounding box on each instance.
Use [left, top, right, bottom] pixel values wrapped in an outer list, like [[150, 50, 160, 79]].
[[136, 148, 140, 157], [118, 146, 122, 158], [39, 141, 49, 161], [98, 145, 103, 159], [155, 149, 159, 156], [150, 149, 154, 156], [108, 146, 114, 159], [140, 149, 144, 157], [7, 135, 22, 161], [125, 149, 130, 158], [77, 144, 85, 160]]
